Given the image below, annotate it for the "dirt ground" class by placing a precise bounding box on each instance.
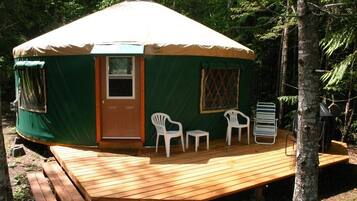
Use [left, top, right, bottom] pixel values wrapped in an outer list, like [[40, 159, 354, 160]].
[[2, 116, 357, 201], [2, 116, 52, 201]]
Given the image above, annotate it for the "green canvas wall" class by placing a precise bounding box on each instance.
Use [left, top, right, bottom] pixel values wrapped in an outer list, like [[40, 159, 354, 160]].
[[14, 55, 254, 147], [145, 56, 255, 146], [15, 55, 96, 145]]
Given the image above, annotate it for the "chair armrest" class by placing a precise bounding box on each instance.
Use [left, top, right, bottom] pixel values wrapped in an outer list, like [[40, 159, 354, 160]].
[[167, 119, 183, 132], [237, 111, 250, 124], [223, 112, 230, 122], [224, 115, 230, 125], [242, 114, 250, 124]]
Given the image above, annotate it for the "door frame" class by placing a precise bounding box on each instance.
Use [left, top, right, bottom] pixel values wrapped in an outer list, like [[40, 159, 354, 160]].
[[95, 56, 145, 144]]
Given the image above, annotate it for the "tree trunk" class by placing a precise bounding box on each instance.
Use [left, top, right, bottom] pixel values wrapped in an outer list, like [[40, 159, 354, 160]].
[[278, 0, 290, 125], [0, 87, 13, 201], [293, 0, 321, 201]]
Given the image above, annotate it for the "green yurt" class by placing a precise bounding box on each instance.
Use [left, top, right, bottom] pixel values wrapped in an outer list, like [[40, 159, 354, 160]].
[[12, 0, 255, 147]]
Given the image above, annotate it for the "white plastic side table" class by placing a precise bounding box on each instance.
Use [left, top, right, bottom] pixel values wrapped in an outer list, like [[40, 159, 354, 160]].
[[186, 130, 209, 152]]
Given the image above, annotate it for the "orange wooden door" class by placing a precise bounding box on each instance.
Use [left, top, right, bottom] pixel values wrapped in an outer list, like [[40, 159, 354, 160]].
[[101, 56, 140, 139]]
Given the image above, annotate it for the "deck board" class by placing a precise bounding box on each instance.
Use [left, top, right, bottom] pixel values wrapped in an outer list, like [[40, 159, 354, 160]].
[[88, 150, 289, 195], [50, 130, 349, 201], [84, 151, 285, 192], [27, 172, 57, 201], [42, 162, 85, 201]]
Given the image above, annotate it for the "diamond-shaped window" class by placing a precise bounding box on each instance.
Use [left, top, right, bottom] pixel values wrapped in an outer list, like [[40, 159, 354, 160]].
[[200, 68, 240, 113]]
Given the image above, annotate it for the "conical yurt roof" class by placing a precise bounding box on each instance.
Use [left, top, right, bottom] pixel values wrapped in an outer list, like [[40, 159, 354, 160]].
[[13, 0, 255, 60]]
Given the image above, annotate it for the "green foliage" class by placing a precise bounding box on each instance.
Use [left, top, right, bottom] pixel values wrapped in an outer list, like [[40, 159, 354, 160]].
[[13, 173, 33, 201], [319, 0, 357, 91], [230, 0, 293, 102], [96, 0, 123, 9], [320, 26, 356, 58], [283, 109, 297, 129], [231, 0, 295, 41], [161, 0, 235, 37], [350, 119, 357, 134], [321, 50, 357, 91], [278, 95, 298, 106], [345, 117, 357, 144], [319, 0, 357, 143], [258, 23, 285, 40]]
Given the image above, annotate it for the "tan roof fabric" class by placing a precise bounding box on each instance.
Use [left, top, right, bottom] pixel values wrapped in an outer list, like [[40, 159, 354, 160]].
[[13, 1, 255, 60]]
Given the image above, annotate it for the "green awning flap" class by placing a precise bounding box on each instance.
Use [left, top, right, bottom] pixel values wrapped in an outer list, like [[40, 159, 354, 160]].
[[14, 61, 45, 69]]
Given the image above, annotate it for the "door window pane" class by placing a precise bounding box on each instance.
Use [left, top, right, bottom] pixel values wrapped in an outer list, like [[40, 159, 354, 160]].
[[109, 79, 132, 96], [109, 57, 132, 75], [108, 57, 134, 98]]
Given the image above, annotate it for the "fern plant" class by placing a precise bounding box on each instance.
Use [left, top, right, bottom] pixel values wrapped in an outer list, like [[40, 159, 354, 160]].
[[319, 0, 356, 142], [278, 95, 298, 106]]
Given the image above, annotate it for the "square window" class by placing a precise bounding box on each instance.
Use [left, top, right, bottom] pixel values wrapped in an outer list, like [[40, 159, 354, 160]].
[[200, 68, 240, 113], [18, 68, 47, 113]]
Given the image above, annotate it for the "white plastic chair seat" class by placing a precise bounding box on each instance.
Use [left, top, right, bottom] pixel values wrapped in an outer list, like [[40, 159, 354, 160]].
[[151, 113, 185, 157], [158, 131, 182, 137], [224, 110, 250, 145], [230, 124, 249, 128]]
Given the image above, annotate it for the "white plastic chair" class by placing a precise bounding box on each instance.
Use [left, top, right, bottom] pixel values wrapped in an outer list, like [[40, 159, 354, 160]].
[[151, 113, 185, 157], [253, 102, 278, 144], [224, 110, 250, 145]]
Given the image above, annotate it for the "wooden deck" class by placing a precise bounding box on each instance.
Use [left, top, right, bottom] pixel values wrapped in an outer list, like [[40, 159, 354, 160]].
[[50, 130, 349, 201]]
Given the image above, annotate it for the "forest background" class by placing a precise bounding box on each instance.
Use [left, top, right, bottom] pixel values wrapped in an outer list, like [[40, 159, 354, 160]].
[[0, 0, 356, 143]]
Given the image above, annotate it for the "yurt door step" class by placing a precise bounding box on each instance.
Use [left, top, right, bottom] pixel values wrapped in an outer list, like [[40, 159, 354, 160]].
[[98, 56, 143, 143], [98, 139, 143, 149]]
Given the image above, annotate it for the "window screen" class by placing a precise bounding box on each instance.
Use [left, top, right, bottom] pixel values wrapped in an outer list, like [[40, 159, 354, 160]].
[[107, 57, 134, 98], [18, 68, 47, 113], [200, 68, 240, 113]]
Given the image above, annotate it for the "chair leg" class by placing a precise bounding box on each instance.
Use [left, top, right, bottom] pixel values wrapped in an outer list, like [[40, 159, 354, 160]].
[[238, 128, 241, 142], [247, 126, 250, 145], [155, 134, 160, 153], [164, 136, 171, 158], [254, 135, 258, 144], [226, 126, 232, 146], [181, 135, 185, 152], [226, 127, 229, 142], [206, 135, 209, 150], [186, 133, 189, 149]]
